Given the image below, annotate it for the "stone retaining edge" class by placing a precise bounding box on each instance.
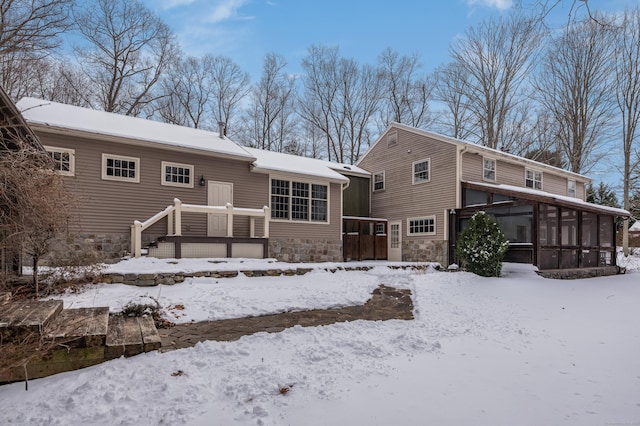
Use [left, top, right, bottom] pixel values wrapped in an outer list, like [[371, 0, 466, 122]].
[[101, 264, 433, 287]]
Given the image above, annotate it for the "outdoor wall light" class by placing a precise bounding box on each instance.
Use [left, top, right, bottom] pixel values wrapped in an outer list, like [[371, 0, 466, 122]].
[[199, 176, 206, 186]]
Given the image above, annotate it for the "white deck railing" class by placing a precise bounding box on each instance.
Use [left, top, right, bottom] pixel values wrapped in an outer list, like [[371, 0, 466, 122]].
[[131, 198, 270, 258]]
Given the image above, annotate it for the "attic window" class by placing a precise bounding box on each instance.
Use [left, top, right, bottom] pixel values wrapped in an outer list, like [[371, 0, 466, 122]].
[[387, 130, 398, 147]]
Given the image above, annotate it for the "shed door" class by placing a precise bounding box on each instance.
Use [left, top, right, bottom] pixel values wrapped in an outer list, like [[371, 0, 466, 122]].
[[207, 181, 233, 236], [388, 221, 402, 261]]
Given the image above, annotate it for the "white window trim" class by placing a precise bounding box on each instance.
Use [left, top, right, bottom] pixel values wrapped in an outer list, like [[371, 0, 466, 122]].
[[44, 145, 75, 176], [412, 158, 430, 185], [407, 216, 436, 236], [101, 153, 140, 183], [525, 168, 543, 190], [373, 171, 385, 192], [483, 157, 496, 182], [567, 179, 576, 197], [269, 177, 330, 225], [161, 161, 194, 188]]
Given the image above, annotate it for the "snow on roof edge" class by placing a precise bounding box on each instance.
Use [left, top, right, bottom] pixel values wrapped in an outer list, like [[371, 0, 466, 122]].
[[467, 181, 630, 216], [16, 97, 255, 161]]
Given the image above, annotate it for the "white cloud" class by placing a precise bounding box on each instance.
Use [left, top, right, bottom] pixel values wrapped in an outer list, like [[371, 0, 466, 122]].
[[208, 0, 253, 23], [467, 0, 513, 10], [158, 0, 196, 9]]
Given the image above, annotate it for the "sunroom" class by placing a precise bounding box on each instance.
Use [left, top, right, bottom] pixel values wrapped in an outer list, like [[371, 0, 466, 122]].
[[449, 182, 630, 271]]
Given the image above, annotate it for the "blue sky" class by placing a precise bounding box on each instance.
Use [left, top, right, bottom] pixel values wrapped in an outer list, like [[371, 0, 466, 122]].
[[142, 0, 640, 81], [139, 0, 638, 191]]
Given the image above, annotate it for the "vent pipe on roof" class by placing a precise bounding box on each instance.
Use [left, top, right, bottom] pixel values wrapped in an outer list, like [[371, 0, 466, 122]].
[[218, 121, 226, 138]]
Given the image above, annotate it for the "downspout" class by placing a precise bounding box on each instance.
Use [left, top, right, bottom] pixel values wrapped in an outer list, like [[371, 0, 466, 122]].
[[455, 145, 469, 209]]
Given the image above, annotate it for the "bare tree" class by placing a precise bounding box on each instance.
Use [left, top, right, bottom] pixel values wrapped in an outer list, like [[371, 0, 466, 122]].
[[239, 53, 297, 152], [522, 110, 566, 168], [433, 62, 474, 140], [31, 60, 93, 107], [209, 55, 250, 136], [449, 12, 543, 150], [0, 0, 73, 56], [535, 15, 616, 174], [158, 55, 215, 128], [613, 7, 640, 255], [376, 48, 435, 131], [299, 45, 382, 163], [1, 135, 69, 295], [73, 0, 180, 116]]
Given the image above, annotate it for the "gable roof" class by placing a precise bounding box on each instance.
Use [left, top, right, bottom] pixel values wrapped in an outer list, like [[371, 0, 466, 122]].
[[245, 147, 355, 183], [0, 88, 43, 151], [359, 122, 590, 183], [16, 97, 255, 162], [630, 220, 640, 232]]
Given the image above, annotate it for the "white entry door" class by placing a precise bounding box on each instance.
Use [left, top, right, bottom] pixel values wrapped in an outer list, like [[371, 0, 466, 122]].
[[388, 221, 402, 261], [207, 181, 233, 236]]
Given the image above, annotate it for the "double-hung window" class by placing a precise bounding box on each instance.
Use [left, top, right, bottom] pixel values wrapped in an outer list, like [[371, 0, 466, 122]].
[[412, 158, 430, 184], [271, 179, 328, 222], [525, 169, 542, 190], [567, 180, 576, 197], [483, 158, 496, 181], [373, 171, 385, 191], [45, 146, 75, 176], [102, 153, 140, 183]]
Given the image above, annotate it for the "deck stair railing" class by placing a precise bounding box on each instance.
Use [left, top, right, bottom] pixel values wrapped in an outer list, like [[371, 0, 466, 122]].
[[131, 198, 270, 257]]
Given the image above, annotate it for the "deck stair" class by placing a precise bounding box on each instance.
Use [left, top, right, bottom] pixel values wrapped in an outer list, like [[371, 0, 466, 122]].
[[0, 299, 161, 384]]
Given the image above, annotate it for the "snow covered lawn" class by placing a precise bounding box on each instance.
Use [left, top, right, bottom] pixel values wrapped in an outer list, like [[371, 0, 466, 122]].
[[1, 255, 639, 425]]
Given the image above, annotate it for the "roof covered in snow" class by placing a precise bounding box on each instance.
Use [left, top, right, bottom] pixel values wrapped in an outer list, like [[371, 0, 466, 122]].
[[466, 181, 630, 216], [245, 147, 354, 183], [361, 122, 590, 182], [16, 97, 255, 161], [630, 220, 640, 232]]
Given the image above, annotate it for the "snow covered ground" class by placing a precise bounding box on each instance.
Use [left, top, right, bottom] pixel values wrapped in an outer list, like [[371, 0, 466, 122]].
[[1, 253, 640, 425]]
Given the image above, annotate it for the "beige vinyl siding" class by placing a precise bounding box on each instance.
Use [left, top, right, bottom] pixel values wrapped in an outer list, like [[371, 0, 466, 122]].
[[462, 151, 586, 198], [543, 173, 567, 195], [34, 130, 268, 240], [576, 181, 586, 200], [462, 153, 524, 187], [358, 128, 457, 239], [269, 181, 342, 240]]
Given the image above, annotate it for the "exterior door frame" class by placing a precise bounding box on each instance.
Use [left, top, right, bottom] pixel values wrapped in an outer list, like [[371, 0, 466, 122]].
[[388, 220, 402, 261], [207, 181, 233, 237]]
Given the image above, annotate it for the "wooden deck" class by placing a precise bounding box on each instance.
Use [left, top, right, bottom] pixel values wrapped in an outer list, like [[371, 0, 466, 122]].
[[0, 299, 161, 384]]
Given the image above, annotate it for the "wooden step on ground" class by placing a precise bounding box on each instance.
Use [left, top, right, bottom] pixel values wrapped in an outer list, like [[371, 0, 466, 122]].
[[0, 299, 63, 343], [1, 304, 161, 384], [105, 316, 162, 359], [45, 307, 110, 348]]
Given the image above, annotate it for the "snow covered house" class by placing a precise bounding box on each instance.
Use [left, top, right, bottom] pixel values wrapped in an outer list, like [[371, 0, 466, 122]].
[[16, 98, 369, 263], [357, 123, 630, 270]]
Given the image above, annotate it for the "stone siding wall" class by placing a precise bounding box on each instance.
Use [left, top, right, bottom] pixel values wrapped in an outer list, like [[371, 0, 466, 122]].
[[269, 238, 343, 262], [402, 239, 448, 266]]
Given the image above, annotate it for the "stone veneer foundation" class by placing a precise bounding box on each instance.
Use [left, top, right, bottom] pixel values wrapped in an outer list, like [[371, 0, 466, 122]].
[[61, 234, 344, 263], [402, 239, 447, 265]]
